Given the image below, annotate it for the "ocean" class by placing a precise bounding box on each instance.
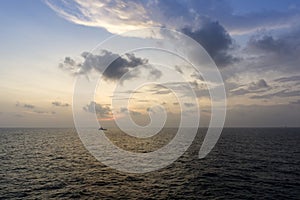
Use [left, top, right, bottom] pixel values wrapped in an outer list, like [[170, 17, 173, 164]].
[[0, 128, 299, 199]]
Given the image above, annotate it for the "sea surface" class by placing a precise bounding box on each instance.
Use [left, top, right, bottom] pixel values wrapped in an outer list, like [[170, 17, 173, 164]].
[[0, 128, 299, 199]]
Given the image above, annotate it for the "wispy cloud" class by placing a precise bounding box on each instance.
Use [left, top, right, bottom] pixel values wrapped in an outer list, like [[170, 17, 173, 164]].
[[230, 79, 270, 96], [274, 75, 300, 83], [250, 89, 300, 99], [119, 107, 142, 116], [45, 0, 157, 34], [52, 101, 70, 107], [16, 102, 35, 109]]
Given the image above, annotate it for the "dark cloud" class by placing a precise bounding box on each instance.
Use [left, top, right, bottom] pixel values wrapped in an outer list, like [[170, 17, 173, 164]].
[[60, 50, 153, 81], [83, 101, 111, 118], [182, 21, 239, 67], [52, 101, 69, 107]]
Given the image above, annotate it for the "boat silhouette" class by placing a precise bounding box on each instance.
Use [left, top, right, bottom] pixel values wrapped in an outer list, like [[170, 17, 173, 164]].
[[98, 126, 107, 131]]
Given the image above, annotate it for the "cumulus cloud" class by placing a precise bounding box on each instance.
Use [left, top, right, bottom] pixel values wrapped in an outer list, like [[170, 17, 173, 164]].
[[52, 101, 70, 107], [83, 101, 112, 118], [59, 50, 153, 81], [182, 21, 239, 67]]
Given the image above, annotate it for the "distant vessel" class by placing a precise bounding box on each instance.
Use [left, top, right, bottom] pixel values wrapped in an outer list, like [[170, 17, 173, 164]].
[[98, 126, 107, 131]]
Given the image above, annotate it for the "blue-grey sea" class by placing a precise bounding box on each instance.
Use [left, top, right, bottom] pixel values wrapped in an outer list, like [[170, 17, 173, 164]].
[[0, 128, 299, 199]]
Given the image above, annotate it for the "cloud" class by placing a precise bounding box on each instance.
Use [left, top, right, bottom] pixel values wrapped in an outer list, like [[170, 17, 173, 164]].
[[120, 107, 142, 116], [16, 102, 35, 109], [148, 67, 162, 80], [45, 0, 158, 34], [245, 28, 300, 72], [32, 110, 56, 115], [249, 79, 269, 90], [46, 0, 300, 36], [184, 103, 195, 107], [274, 75, 300, 83], [146, 105, 164, 114], [230, 79, 270, 96], [182, 21, 239, 67], [146, 84, 172, 95], [24, 104, 35, 109], [248, 35, 286, 54], [59, 50, 155, 81], [174, 65, 183, 74], [52, 101, 70, 107], [290, 99, 300, 104], [15, 102, 56, 115], [83, 101, 112, 118], [48, 0, 300, 71], [250, 89, 300, 99]]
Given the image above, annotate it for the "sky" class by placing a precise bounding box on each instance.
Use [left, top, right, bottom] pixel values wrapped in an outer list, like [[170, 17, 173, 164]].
[[0, 0, 300, 127]]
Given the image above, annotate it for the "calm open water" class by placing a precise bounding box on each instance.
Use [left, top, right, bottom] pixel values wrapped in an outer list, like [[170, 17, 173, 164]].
[[0, 128, 299, 199]]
